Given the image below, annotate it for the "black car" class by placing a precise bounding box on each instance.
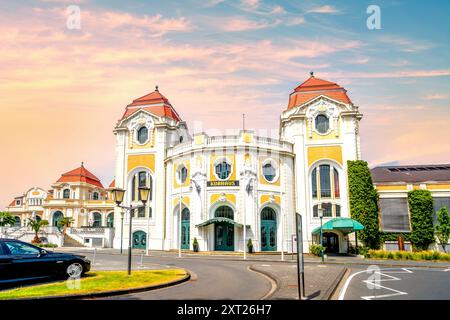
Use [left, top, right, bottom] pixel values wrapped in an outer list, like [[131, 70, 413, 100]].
[[0, 239, 91, 284]]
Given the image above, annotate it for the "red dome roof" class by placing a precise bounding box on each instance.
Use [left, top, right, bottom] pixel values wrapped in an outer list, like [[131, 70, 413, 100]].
[[121, 87, 181, 122], [56, 164, 104, 188], [287, 74, 352, 109]]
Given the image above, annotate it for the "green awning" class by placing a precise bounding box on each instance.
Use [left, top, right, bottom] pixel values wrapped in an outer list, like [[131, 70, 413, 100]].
[[312, 217, 364, 235], [196, 217, 247, 228]]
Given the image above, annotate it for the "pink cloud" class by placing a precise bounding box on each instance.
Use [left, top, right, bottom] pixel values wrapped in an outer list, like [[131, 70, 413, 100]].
[[307, 5, 339, 14], [221, 17, 280, 31]]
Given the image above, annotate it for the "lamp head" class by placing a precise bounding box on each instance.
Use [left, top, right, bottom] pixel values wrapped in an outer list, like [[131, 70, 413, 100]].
[[112, 188, 126, 206], [138, 187, 151, 205]]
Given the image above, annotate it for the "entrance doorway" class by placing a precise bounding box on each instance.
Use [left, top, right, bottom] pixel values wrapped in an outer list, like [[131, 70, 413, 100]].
[[215, 222, 234, 251], [133, 231, 147, 249], [214, 205, 234, 251], [181, 208, 190, 250], [323, 232, 339, 253], [52, 211, 63, 229], [261, 207, 277, 251]]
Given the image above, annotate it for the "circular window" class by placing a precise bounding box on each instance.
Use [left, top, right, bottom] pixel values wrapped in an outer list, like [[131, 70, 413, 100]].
[[315, 114, 330, 134], [177, 165, 188, 184], [214, 158, 232, 180], [262, 160, 278, 183], [137, 126, 148, 144]]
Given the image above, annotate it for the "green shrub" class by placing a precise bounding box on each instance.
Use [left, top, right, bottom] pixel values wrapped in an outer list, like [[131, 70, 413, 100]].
[[309, 244, 324, 257], [408, 190, 435, 251], [358, 246, 369, 257], [394, 251, 403, 259], [347, 161, 381, 249], [367, 250, 449, 261]]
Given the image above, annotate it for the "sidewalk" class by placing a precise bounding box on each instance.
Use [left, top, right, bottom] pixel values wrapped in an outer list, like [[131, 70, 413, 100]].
[[251, 263, 346, 300], [54, 247, 450, 268]]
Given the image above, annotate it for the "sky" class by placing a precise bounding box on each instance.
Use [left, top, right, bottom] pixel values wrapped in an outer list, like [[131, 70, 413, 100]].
[[1, 0, 449, 209]]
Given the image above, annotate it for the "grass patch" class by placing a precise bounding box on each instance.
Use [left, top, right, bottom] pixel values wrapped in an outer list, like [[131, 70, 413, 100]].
[[0, 269, 187, 300]]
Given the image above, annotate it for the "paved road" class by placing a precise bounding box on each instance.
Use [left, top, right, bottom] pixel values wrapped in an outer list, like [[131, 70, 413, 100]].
[[338, 266, 450, 300], [75, 251, 273, 300]]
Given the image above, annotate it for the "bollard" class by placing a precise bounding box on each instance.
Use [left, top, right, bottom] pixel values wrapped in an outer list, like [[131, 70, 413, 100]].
[[92, 247, 97, 265]]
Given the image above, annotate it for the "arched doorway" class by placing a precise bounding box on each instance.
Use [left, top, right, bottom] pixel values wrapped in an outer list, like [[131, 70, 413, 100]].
[[323, 232, 339, 253], [214, 205, 234, 251], [106, 212, 114, 228], [133, 230, 147, 249], [14, 216, 21, 227], [261, 207, 277, 251], [181, 208, 190, 250], [52, 211, 63, 228], [92, 212, 102, 227]]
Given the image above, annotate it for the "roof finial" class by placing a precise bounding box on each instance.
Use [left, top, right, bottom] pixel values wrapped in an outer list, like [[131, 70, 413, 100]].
[[155, 85, 159, 92], [310, 71, 314, 77], [81, 161, 84, 168]]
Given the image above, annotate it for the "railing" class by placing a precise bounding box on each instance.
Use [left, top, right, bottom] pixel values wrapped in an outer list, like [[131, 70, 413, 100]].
[[168, 134, 293, 156], [70, 227, 111, 235]]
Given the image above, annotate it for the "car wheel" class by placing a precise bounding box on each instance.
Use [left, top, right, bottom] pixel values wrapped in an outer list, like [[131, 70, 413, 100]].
[[66, 262, 84, 278]]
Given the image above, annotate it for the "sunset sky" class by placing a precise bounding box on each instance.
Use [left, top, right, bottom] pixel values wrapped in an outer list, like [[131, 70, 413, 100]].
[[1, 0, 449, 208]]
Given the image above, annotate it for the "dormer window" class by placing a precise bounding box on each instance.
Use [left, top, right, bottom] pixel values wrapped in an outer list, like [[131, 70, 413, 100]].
[[62, 189, 70, 199], [16, 200, 21, 206], [315, 114, 330, 134], [93, 192, 99, 200], [137, 126, 148, 144]]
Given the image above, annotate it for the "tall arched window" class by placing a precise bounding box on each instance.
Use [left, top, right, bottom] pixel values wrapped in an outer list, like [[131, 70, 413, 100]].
[[177, 165, 188, 184], [311, 163, 341, 218], [137, 126, 148, 144], [131, 171, 153, 202], [62, 189, 70, 199], [315, 114, 330, 134]]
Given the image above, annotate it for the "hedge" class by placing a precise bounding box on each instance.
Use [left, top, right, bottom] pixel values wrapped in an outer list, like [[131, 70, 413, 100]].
[[366, 250, 450, 261], [347, 160, 381, 249]]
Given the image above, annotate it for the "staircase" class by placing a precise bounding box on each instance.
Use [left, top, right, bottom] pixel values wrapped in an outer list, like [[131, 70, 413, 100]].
[[63, 233, 86, 247]]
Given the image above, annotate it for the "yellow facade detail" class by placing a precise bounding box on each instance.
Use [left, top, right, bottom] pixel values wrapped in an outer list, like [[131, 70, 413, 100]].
[[242, 133, 253, 143], [173, 160, 191, 188], [307, 146, 343, 166], [307, 118, 340, 140], [127, 154, 155, 173], [194, 135, 204, 145], [426, 184, 450, 190], [173, 196, 190, 208], [128, 129, 155, 149], [210, 193, 236, 205], [376, 185, 408, 191], [260, 195, 280, 205], [209, 155, 236, 182]]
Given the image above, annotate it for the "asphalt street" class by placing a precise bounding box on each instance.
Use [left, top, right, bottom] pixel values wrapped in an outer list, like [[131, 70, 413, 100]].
[[78, 251, 273, 300], [339, 266, 450, 300]]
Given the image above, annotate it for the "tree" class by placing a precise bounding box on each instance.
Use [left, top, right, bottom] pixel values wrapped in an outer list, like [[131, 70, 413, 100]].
[[27, 218, 49, 243], [347, 160, 381, 249], [435, 207, 450, 253], [408, 190, 435, 251], [57, 217, 74, 235], [0, 212, 16, 227]]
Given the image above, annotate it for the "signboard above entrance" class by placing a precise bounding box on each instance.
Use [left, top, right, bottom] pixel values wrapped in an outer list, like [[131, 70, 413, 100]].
[[207, 181, 239, 187]]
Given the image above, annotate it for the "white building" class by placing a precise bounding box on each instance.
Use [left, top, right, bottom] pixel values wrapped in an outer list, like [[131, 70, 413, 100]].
[[112, 74, 362, 253]]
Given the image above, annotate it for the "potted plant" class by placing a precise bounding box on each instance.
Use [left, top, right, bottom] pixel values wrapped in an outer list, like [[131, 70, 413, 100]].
[[27, 218, 49, 243], [193, 237, 199, 252], [247, 238, 254, 254]]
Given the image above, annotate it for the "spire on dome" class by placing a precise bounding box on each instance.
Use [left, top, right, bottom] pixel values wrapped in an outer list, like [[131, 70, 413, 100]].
[[310, 71, 314, 77], [155, 85, 159, 92]]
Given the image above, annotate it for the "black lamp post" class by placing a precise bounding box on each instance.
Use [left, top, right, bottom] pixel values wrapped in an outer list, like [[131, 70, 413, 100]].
[[112, 186, 150, 275]]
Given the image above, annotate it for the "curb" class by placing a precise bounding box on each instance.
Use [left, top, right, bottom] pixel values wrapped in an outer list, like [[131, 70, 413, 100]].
[[9, 270, 191, 300], [248, 265, 280, 300], [321, 267, 348, 300]]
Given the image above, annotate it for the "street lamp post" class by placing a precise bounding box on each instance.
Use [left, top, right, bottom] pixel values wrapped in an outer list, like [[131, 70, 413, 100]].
[[318, 206, 324, 263], [120, 211, 124, 254], [112, 186, 151, 275]]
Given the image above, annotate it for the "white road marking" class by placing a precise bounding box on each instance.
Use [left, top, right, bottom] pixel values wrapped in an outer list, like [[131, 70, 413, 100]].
[[361, 272, 408, 300]]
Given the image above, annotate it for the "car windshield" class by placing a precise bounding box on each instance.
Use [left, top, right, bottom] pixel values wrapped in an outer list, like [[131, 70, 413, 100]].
[[4, 242, 40, 255]]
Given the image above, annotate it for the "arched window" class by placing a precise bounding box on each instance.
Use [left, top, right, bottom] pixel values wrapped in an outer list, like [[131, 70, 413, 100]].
[[107, 212, 114, 228], [215, 159, 231, 180], [333, 168, 340, 198], [262, 162, 277, 182], [215, 206, 234, 220], [14, 216, 21, 227], [137, 126, 148, 144], [312, 168, 318, 198], [315, 114, 330, 134], [177, 165, 188, 184], [319, 165, 331, 198], [182, 208, 190, 221], [63, 189, 70, 199], [335, 205, 341, 217], [93, 192, 99, 200], [261, 207, 276, 221], [92, 212, 102, 227]]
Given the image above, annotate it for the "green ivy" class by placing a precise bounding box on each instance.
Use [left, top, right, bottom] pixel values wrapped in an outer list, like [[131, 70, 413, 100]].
[[380, 232, 411, 242], [408, 190, 435, 251], [347, 160, 381, 249]]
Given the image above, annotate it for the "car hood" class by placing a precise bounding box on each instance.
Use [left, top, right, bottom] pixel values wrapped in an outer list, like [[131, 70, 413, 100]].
[[45, 251, 88, 260]]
